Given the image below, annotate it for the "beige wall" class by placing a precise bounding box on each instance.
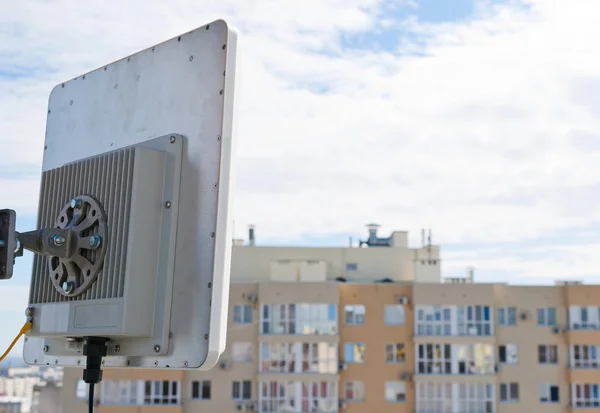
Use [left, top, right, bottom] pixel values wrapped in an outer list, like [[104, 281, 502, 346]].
[[60, 280, 600, 413], [339, 283, 414, 413], [231, 245, 440, 283], [494, 285, 568, 413]]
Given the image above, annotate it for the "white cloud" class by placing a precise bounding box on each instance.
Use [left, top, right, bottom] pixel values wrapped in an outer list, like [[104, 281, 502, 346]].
[[3, 0, 600, 282]]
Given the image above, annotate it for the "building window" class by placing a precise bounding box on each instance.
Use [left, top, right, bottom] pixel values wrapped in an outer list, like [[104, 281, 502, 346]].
[[385, 381, 406, 402], [344, 305, 365, 325], [301, 343, 337, 373], [233, 304, 253, 324], [572, 345, 600, 368], [260, 381, 338, 413], [100, 380, 140, 405], [417, 344, 451, 374], [416, 383, 452, 413], [454, 344, 495, 374], [191, 381, 211, 400], [537, 307, 557, 326], [497, 307, 516, 326], [385, 344, 406, 364], [498, 344, 518, 364], [417, 383, 494, 413], [457, 305, 492, 336], [344, 381, 364, 402], [539, 384, 559, 403], [143, 381, 180, 405], [416, 306, 452, 336], [569, 306, 600, 330], [344, 343, 366, 363], [417, 343, 493, 375], [232, 342, 253, 362], [232, 381, 252, 401], [260, 342, 337, 373], [572, 384, 600, 408], [346, 263, 358, 272], [499, 383, 519, 402], [458, 383, 494, 413], [385, 305, 405, 325], [261, 343, 294, 373], [261, 304, 337, 335], [538, 345, 558, 364]]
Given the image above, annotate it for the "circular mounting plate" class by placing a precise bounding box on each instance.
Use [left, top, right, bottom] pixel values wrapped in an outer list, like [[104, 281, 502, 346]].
[[48, 195, 108, 297]]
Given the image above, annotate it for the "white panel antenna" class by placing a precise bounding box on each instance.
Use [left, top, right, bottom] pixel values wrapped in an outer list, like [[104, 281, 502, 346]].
[[0, 18, 238, 407]]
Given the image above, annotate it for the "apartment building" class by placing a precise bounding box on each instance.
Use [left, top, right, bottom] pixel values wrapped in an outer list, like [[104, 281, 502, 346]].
[[60, 226, 600, 413]]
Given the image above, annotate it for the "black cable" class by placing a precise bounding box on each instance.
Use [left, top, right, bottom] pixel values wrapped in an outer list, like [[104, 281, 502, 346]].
[[88, 382, 95, 413], [82, 337, 108, 413]]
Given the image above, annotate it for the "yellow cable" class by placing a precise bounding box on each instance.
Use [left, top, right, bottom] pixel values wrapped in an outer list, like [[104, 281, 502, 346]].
[[0, 320, 32, 363]]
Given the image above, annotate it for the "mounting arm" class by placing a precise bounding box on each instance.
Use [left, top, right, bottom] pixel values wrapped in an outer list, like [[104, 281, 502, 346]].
[[0, 195, 108, 297]]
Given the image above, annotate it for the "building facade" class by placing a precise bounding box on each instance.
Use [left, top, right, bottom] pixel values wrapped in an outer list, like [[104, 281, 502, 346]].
[[60, 228, 600, 413]]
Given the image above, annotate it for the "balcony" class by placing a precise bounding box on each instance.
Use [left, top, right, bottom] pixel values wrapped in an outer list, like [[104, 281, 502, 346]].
[[571, 323, 600, 331]]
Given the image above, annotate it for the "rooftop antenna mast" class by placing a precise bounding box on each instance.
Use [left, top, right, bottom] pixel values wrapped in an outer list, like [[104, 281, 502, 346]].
[[427, 229, 432, 259]]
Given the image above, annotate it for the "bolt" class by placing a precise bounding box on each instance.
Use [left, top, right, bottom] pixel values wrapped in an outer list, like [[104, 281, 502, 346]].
[[70, 198, 82, 209], [89, 236, 102, 249], [154, 361, 158, 367], [114, 345, 121, 353], [62, 281, 74, 294], [154, 345, 160, 353], [204, 334, 209, 340], [25, 308, 33, 317], [43, 346, 49, 353], [164, 201, 172, 209], [50, 234, 65, 248], [183, 361, 188, 367], [169, 136, 176, 143]]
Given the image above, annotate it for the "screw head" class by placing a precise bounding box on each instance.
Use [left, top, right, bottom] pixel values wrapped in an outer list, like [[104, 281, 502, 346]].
[[89, 236, 102, 249], [164, 201, 172, 209], [70, 198, 82, 209], [25, 308, 33, 317], [43, 346, 48, 353], [51, 234, 66, 248], [183, 361, 188, 367], [114, 345, 121, 353], [169, 136, 176, 143], [154, 345, 161, 353], [62, 281, 74, 294]]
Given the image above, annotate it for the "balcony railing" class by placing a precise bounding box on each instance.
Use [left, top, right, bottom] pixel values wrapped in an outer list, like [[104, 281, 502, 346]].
[[570, 323, 600, 331]]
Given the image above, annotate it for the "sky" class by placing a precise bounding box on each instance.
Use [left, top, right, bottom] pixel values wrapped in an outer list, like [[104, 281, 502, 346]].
[[2, 0, 600, 351]]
